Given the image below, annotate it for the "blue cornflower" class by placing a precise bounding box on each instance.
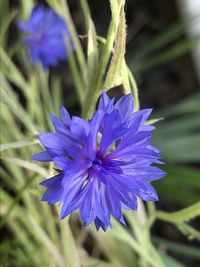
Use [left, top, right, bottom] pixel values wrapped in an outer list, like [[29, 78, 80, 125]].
[[18, 5, 73, 69], [33, 93, 166, 231]]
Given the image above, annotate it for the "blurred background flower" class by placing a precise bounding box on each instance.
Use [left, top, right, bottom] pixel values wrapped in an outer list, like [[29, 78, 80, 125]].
[[18, 4, 73, 69]]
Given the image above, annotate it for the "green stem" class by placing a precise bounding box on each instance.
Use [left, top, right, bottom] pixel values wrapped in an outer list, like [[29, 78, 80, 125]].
[[147, 202, 156, 228], [128, 68, 140, 111], [79, 0, 91, 29], [82, 0, 124, 119], [111, 220, 165, 267], [156, 202, 200, 223], [65, 37, 84, 103], [60, 0, 87, 86], [125, 205, 165, 267], [38, 68, 55, 114]]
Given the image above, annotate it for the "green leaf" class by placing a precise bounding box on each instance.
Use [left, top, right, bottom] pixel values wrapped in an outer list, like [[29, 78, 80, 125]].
[[155, 164, 200, 206], [154, 114, 200, 138], [159, 252, 186, 267], [156, 134, 200, 162], [156, 93, 200, 118], [153, 236, 200, 259]]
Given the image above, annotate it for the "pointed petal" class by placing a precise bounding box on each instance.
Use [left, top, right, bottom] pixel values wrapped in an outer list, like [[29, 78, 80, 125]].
[[99, 111, 129, 155], [32, 151, 52, 162], [60, 106, 71, 126], [115, 94, 134, 120], [38, 132, 76, 156], [50, 113, 67, 133], [40, 174, 63, 204], [98, 92, 110, 110]]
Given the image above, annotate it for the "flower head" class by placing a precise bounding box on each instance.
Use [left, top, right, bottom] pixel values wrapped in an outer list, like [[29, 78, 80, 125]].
[[18, 5, 73, 69], [33, 93, 166, 231]]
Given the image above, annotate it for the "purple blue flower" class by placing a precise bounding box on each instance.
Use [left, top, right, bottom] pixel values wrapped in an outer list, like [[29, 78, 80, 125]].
[[33, 92, 166, 231], [18, 5, 73, 69]]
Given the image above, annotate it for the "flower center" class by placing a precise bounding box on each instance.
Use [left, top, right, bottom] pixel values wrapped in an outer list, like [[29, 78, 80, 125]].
[[93, 157, 102, 166]]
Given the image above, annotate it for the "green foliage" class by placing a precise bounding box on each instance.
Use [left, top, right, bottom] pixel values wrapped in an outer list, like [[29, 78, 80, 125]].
[[152, 94, 200, 208], [128, 15, 200, 73], [0, 240, 39, 267], [1, 0, 200, 267]]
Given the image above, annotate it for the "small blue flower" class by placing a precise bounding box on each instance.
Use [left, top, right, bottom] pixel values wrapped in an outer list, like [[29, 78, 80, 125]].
[[18, 5, 73, 69], [33, 93, 166, 231]]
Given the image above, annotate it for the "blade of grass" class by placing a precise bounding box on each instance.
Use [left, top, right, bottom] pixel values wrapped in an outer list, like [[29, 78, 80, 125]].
[[0, 86, 39, 134], [153, 236, 200, 260], [0, 140, 38, 152], [29, 214, 67, 267], [134, 34, 200, 73], [1, 156, 49, 178], [130, 15, 200, 60]]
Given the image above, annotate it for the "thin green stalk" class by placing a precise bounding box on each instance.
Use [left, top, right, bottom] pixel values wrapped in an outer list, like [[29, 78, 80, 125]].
[[29, 214, 67, 267], [128, 67, 140, 111], [147, 202, 156, 228], [0, 86, 39, 135], [40, 165, 63, 249], [125, 209, 165, 267], [60, 0, 87, 84], [156, 202, 200, 223], [60, 218, 81, 267], [37, 68, 55, 114], [111, 220, 164, 267], [28, 76, 46, 130], [79, 0, 91, 29], [65, 37, 84, 103], [41, 205, 61, 251]]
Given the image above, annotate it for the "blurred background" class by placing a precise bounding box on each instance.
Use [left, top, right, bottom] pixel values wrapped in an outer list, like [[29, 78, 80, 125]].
[[1, 0, 200, 267]]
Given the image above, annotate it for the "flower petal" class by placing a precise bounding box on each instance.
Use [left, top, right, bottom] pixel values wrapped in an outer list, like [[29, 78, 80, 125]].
[[32, 151, 52, 162], [115, 94, 134, 120]]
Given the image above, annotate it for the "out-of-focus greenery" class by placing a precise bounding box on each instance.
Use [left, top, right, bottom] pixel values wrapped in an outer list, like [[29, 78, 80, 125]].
[[153, 94, 200, 207], [0, 1, 200, 267]]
